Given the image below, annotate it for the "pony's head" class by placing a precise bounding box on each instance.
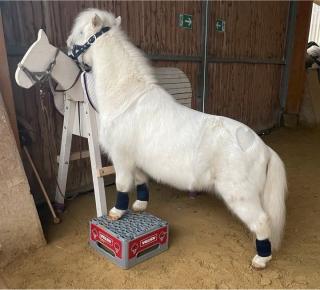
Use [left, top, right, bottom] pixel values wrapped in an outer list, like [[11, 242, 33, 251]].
[[67, 9, 121, 66]]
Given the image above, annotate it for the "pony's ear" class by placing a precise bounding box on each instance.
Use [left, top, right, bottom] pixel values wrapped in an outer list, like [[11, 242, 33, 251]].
[[115, 16, 121, 27], [92, 14, 102, 28]]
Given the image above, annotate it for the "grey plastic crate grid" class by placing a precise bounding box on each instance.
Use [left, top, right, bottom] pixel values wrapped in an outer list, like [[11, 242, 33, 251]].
[[91, 211, 168, 241]]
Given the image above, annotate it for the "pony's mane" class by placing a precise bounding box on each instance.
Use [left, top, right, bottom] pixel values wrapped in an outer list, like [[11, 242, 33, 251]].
[[112, 29, 156, 85]]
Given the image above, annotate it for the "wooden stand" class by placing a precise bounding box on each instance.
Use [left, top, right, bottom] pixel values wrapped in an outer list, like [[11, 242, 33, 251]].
[[54, 77, 110, 217]]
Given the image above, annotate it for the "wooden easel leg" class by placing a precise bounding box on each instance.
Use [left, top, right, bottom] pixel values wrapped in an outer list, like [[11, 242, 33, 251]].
[[54, 99, 76, 210], [83, 101, 107, 217]]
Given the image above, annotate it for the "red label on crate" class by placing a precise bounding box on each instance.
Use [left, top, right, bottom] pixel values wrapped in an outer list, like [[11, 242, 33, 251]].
[[128, 226, 168, 259], [90, 223, 122, 258]]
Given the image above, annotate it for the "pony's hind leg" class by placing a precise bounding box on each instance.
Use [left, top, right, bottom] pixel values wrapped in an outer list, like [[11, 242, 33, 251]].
[[132, 169, 149, 212], [219, 187, 272, 269]]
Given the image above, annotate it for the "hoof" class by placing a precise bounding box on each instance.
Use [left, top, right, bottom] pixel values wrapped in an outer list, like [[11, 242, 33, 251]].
[[108, 207, 126, 220], [251, 254, 272, 269], [132, 200, 148, 212]]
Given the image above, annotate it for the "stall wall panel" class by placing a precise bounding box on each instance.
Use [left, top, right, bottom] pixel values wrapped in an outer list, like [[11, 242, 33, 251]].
[[207, 1, 289, 59], [1, 1, 202, 56], [206, 63, 283, 131]]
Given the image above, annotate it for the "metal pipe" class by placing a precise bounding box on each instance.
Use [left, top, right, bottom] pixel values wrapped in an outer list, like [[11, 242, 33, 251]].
[[207, 57, 285, 65], [202, 0, 209, 113], [279, 2, 298, 119], [7, 45, 285, 66]]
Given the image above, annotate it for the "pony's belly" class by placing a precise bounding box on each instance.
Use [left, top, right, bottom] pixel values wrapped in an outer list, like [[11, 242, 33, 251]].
[[137, 156, 195, 191]]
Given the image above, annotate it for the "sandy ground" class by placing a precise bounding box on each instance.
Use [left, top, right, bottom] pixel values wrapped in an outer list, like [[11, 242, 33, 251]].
[[1, 127, 320, 288]]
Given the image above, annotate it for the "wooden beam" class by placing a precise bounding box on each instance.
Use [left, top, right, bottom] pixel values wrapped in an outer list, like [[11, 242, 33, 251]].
[[57, 150, 90, 163], [97, 166, 115, 177], [285, 1, 313, 116], [0, 9, 20, 147]]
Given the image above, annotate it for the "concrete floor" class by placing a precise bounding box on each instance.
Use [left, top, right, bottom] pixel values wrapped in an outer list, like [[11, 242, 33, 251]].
[[1, 127, 320, 288]]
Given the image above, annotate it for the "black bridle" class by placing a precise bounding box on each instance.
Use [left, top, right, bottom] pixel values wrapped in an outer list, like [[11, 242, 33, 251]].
[[68, 26, 110, 70]]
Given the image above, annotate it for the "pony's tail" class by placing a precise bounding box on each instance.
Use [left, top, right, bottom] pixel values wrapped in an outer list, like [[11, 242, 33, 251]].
[[262, 147, 287, 250]]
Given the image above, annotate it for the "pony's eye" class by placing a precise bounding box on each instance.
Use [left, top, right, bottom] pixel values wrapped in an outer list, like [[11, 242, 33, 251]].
[[80, 31, 83, 36]]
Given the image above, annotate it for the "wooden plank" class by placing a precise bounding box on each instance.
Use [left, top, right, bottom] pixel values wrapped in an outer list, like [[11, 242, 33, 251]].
[[54, 99, 76, 205], [155, 67, 187, 74], [164, 87, 192, 94], [160, 82, 191, 89], [153, 61, 200, 109], [174, 94, 191, 102], [57, 149, 90, 162], [206, 63, 282, 131], [158, 78, 190, 84], [98, 166, 115, 178], [0, 10, 20, 147], [208, 1, 289, 59], [286, 1, 313, 115], [83, 99, 107, 216]]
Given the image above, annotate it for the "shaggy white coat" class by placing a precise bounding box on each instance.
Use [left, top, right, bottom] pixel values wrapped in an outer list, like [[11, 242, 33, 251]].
[[67, 9, 287, 268]]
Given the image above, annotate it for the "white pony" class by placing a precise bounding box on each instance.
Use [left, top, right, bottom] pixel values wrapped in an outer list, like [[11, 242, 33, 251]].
[[67, 9, 287, 269]]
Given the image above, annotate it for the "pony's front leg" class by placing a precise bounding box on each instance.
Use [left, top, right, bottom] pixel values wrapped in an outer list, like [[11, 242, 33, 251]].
[[108, 161, 134, 220], [132, 169, 149, 212]]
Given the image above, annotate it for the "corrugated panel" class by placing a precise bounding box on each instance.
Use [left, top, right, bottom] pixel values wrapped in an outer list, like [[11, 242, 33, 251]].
[[205, 63, 282, 131], [308, 3, 320, 44], [208, 1, 289, 59], [1, 1, 202, 56]]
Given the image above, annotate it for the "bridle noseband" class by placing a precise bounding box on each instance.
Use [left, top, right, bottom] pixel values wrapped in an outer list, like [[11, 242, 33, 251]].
[[18, 49, 60, 84]]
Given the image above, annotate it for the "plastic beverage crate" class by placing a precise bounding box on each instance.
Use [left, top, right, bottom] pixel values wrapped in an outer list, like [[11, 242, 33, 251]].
[[89, 210, 169, 269]]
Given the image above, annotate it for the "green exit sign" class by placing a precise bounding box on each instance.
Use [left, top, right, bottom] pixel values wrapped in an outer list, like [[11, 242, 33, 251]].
[[178, 14, 192, 30], [216, 19, 225, 32]]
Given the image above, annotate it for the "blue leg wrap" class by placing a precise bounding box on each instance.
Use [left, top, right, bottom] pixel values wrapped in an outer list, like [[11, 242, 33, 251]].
[[137, 183, 149, 201], [115, 191, 129, 210], [256, 239, 272, 257]]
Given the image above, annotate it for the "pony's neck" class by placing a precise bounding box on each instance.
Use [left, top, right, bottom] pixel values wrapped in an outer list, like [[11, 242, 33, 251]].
[[90, 29, 156, 116]]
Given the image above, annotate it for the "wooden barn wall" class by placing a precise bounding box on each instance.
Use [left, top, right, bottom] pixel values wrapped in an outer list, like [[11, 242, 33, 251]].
[[206, 63, 282, 130], [206, 1, 290, 130], [0, 1, 291, 202]]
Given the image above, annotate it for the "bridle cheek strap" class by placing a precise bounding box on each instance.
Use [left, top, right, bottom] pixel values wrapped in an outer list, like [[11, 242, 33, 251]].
[[68, 26, 110, 62]]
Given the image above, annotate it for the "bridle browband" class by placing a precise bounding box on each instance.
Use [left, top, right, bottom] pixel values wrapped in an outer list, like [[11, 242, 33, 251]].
[[18, 48, 81, 93], [68, 26, 110, 65]]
